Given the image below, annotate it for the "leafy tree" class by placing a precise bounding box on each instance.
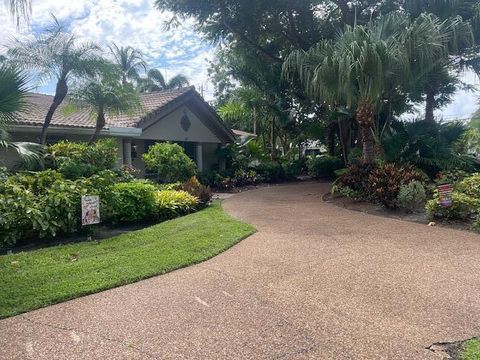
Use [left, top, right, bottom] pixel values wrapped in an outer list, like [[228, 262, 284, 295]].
[[137, 69, 189, 93], [68, 61, 141, 144], [0, 65, 44, 166], [8, 17, 100, 144], [108, 42, 147, 85]]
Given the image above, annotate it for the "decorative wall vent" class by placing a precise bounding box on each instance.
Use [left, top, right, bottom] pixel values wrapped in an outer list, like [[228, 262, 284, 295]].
[[180, 109, 191, 132]]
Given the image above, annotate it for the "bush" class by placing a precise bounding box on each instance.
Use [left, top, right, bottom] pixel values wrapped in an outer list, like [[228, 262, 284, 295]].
[[143, 143, 197, 183], [435, 169, 470, 185], [396, 180, 427, 212], [108, 181, 158, 223], [367, 163, 425, 208], [336, 163, 425, 208], [48, 138, 118, 179], [426, 192, 479, 220], [182, 176, 212, 208], [307, 155, 344, 179], [455, 173, 480, 199], [336, 163, 377, 196], [255, 161, 286, 183], [154, 190, 199, 221]]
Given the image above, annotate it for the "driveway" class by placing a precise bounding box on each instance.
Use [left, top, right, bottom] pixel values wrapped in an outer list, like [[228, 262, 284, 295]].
[[1, 182, 480, 359]]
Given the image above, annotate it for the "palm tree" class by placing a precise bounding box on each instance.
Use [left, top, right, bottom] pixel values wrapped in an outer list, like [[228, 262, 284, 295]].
[[69, 61, 141, 144], [284, 14, 457, 163], [0, 65, 43, 166], [137, 69, 189, 93], [8, 17, 100, 144], [108, 42, 147, 85], [5, 0, 31, 27]]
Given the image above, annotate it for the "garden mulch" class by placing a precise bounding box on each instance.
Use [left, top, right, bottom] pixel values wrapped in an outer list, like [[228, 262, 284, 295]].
[[2, 181, 480, 359]]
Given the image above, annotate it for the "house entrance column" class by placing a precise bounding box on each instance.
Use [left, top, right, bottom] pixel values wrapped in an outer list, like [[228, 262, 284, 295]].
[[195, 143, 203, 171], [123, 138, 132, 166]]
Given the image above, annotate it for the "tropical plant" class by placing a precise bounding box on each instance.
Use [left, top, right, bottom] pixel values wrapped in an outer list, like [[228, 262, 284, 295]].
[[397, 180, 427, 212], [68, 61, 141, 144], [143, 142, 197, 182], [382, 120, 476, 178], [0, 64, 44, 166], [137, 69, 189, 93], [48, 138, 118, 179], [8, 17, 100, 144], [283, 13, 463, 163], [307, 155, 344, 179], [108, 42, 147, 85]]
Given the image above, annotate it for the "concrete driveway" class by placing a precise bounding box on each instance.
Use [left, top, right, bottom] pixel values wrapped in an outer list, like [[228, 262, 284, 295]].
[[1, 182, 480, 359]]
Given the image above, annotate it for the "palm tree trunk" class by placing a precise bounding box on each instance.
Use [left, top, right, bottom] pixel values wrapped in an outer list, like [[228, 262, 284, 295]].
[[361, 125, 375, 163], [356, 102, 375, 163], [326, 122, 336, 156], [425, 89, 435, 123], [40, 78, 67, 144], [89, 111, 105, 145]]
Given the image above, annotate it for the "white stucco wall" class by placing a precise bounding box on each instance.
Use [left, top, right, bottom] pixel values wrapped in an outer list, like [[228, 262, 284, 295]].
[[139, 105, 222, 143]]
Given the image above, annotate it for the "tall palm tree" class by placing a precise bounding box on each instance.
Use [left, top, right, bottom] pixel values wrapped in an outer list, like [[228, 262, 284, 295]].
[[284, 14, 457, 163], [8, 17, 100, 144], [108, 42, 147, 85], [5, 0, 31, 27], [69, 61, 141, 144], [0, 65, 43, 166], [137, 69, 189, 93]]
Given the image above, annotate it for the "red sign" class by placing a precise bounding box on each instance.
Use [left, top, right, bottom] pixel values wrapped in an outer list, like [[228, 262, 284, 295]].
[[438, 184, 453, 208]]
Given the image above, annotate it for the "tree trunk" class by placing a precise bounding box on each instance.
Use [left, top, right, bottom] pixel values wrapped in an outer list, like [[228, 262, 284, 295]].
[[425, 89, 435, 123], [270, 117, 276, 160], [361, 125, 375, 163], [326, 122, 337, 156], [40, 78, 68, 144], [89, 111, 106, 145], [338, 117, 352, 165], [356, 102, 375, 163]]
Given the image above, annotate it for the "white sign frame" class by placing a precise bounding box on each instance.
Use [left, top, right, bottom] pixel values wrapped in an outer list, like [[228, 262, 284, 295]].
[[81, 195, 101, 226]]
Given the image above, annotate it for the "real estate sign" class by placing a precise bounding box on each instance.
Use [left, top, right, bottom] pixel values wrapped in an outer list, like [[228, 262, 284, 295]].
[[81, 195, 101, 226], [438, 184, 453, 208]]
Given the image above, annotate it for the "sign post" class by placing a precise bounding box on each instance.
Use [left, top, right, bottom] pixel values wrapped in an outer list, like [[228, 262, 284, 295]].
[[81, 195, 100, 240]]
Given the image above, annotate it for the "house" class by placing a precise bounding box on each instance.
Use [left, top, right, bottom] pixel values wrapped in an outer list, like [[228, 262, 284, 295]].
[[4, 86, 236, 173]]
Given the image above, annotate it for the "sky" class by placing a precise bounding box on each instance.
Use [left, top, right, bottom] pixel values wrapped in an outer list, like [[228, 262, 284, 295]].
[[0, 0, 478, 118]]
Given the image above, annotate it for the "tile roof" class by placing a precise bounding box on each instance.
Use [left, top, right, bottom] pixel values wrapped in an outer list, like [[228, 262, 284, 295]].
[[14, 86, 195, 130]]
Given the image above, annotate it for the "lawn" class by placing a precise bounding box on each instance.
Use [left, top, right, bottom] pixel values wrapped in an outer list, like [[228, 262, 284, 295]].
[[461, 339, 480, 360], [0, 202, 255, 319]]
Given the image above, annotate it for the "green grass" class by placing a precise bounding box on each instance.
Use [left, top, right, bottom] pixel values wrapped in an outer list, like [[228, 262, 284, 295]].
[[0, 202, 255, 319], [461, 339, 480, 360]]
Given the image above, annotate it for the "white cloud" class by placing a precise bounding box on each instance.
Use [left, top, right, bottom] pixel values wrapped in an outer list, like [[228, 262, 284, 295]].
[[0, 0, 215, 99]]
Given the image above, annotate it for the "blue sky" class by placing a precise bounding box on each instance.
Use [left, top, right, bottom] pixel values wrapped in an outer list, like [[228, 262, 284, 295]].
[[0, 0, 478, 118]]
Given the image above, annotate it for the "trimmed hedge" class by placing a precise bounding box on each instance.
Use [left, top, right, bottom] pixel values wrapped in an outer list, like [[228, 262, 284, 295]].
[[0, 171, 202, 250]]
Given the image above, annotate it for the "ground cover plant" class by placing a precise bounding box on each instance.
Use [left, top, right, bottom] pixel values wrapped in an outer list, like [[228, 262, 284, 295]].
[[0, 202, 255, 318]]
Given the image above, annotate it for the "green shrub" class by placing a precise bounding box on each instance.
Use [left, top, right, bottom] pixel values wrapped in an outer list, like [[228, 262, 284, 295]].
[[472, 214, 480, 232], [143, 143, 197, 183], [283, 158, 306, 179], [108, 181, 158, 223], [182, 176, 212, 208], [154, 190, 199, 221], [48, 138, 118, 179], [435, 169, 470, 185], [426, 192, 479, 220], [0, 167, 9, 181], [255, 161, 286, 183], [455, 173, 480, 199], [396, 180, 427, 212], [307, 155, 344, 179]]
